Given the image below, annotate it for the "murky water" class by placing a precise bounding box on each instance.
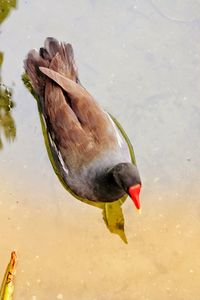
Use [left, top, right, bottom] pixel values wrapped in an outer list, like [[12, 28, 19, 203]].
[[0, 0, 200, 299]]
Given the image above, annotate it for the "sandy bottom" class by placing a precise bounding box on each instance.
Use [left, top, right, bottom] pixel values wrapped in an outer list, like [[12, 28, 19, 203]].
[[0, 185, 200, 300]]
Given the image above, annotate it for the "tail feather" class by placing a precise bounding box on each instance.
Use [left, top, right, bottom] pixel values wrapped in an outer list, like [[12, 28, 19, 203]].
[[44, 37, 61, 59], [24, 37, 79, 98], [24, 49, 49, 96], [61, 42, 78, 81]]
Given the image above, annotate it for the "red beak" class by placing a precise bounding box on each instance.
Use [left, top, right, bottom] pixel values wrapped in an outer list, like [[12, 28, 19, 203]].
[[128, 184, 141, 210]]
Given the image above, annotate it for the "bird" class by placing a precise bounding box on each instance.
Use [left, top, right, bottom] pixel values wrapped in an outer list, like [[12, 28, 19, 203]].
[[24, 37, 142, 211]]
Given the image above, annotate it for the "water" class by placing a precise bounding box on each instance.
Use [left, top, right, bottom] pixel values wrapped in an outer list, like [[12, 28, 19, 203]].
[[0, 0, 200, 299]]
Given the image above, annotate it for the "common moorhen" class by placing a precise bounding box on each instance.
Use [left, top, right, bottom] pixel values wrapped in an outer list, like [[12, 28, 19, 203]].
[[24, 37, 142, 211]]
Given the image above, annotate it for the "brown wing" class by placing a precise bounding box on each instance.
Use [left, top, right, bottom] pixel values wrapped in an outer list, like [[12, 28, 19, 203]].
[[43, 39, 78, 81], [41, 63, 117, 169]]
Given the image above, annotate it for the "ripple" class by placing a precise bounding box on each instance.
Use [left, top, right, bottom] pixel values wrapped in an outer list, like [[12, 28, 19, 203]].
[[151, 0, 200, 23]]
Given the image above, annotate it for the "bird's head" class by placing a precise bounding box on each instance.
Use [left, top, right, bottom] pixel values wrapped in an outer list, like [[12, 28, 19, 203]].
[[111, 163, 142, 211]]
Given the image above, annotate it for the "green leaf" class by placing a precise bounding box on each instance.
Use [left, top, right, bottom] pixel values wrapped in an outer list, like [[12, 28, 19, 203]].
[[0, 0, 17, 24], [0, 52, 3, 68], [103, 200, 128, 243], [0, 137, 3, 150], [0, 84, 16, 149]]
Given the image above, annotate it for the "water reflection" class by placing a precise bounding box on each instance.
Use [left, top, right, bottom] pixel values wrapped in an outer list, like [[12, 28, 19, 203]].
[[23, 74, 131, 243], [0, 0, 17, 150], [0, 84, 16, 149]]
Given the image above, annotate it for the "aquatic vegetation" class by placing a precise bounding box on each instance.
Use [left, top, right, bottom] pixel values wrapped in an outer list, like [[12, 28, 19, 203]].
[[0, 84, 16, 150], [0, 0, 16, 24], [0, 53, 3, 66], [103, 200, 127, 243], [0, 1, 17, 149], [0, 251, 17, 300]]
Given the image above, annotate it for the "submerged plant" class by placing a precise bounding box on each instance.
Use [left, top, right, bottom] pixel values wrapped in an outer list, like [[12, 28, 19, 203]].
[[0, 0, 17, 149], [0, 84, 16, 150], [0, 0, 17, 24]]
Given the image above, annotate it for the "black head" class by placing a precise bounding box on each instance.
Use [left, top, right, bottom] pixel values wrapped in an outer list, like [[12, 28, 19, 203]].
[[111, 163, 142, 209]]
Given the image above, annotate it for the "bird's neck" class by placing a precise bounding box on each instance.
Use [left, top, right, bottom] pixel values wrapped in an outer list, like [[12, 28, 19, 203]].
[[93, 167, 125, 202]]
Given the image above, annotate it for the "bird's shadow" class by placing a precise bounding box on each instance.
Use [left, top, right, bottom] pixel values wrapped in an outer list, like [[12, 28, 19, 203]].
[[22, 74, 136, 244]]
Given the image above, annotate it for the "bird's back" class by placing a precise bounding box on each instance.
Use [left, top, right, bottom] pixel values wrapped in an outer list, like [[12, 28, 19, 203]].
[[24, 37, 132, 200]]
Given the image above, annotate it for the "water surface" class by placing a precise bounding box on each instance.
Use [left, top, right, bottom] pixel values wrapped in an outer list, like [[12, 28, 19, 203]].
[[0, 0, 200, 299]]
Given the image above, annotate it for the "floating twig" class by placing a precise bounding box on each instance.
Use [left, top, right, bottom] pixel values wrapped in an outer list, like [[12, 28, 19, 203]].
[[0, 251, 17, 300]]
